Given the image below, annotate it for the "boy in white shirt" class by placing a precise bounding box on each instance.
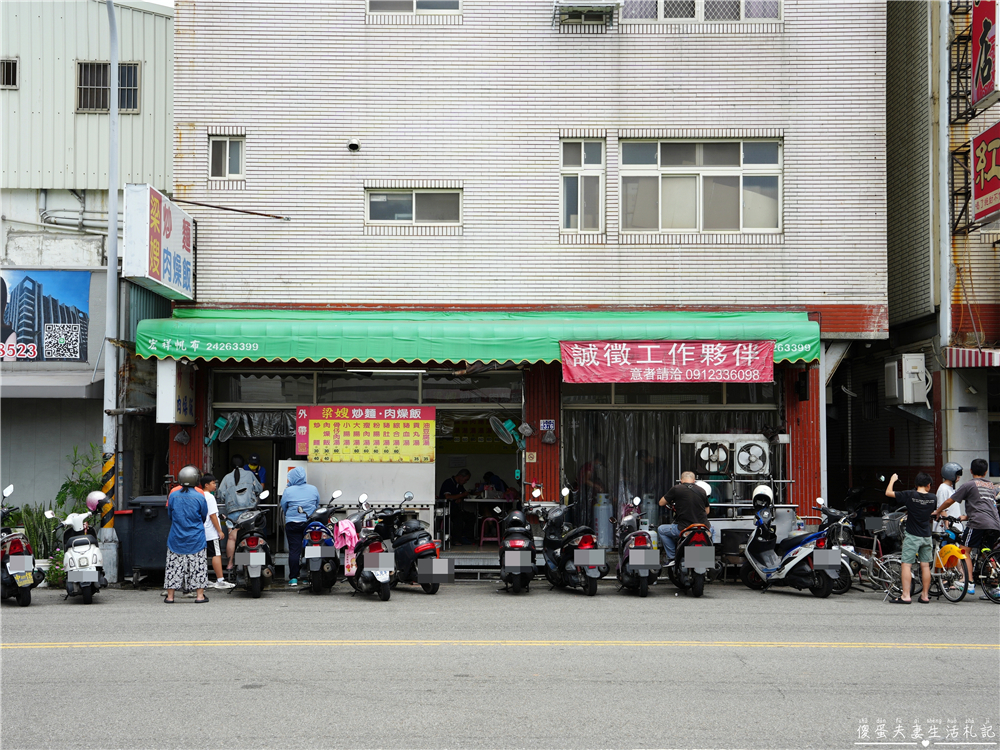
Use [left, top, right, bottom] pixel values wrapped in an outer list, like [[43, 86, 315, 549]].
[[935, 462, 964, 534], [201, 474, 235, 589]]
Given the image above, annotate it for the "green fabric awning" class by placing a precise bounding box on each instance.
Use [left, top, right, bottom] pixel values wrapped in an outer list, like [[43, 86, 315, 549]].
[[135, 309, 820, 364]]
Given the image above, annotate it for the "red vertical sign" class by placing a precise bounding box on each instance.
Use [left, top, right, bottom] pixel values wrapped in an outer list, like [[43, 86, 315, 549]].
[[148, 187, 162, 281], [973, 0, 998, 110], [973, 120, 1000, 223]]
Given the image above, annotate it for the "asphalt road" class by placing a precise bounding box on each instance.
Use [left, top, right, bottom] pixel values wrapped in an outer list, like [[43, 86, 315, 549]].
[[2, 578, 998, 750]]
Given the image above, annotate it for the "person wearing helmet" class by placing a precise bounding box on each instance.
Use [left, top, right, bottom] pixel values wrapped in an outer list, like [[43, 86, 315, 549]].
[[657, 471, 711, 567], [163, 466, 209, 603], [935, 462, 965, 535]]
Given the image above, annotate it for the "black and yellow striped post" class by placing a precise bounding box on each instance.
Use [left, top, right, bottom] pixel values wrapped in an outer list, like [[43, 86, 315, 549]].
[[101, 452, 116, 528]]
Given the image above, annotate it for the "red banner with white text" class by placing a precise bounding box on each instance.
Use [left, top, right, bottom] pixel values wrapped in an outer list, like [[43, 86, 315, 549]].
[[559, 341, 775, 384]]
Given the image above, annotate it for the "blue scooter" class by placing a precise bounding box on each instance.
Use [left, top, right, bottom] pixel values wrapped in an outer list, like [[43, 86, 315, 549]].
[[300, 489, 344, 594]]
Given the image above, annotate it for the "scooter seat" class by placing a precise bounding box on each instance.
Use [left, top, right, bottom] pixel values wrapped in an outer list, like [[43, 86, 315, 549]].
[[774, 532, 814, 556], [394, 530, 427, 548]]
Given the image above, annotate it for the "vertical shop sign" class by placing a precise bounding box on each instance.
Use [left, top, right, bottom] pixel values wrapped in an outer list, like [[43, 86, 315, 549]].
[[295, 406, 436, 463], [123, 183, 195, 300], [560, 340, 775, 383], [973, 1, 999, 110], [973, 120, 1000, 223]]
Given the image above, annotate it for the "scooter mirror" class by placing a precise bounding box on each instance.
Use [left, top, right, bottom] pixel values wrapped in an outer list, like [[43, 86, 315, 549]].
[[298, 506, 304, 514], [2, 485, 13, 498], [532, 488, 542, 498], [561, 487, 570, 498], [632, 496, 642, 507], [816, 496, 825, 507], [359, 493, 369, 503], [259, 490, 270, 501], [403, 491, 414, 502], [494, 506, 502, 514], [331, 489, 343, 500], [44, 510, 56, 519]]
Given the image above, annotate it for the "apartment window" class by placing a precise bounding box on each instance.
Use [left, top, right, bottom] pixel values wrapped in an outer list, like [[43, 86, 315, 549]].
[[209, 137, 245, 180], [1, 59, 18, 89], [368, 0, 460, 11], [620, 140, 781, 233], [366, 190, 462, 225], [76, 61, 140, 113], [561, 140, 604, 232], [622, 0, 779, 21]]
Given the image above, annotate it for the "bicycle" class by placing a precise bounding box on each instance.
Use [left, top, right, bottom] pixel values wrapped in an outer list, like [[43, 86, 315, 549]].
[[882, 518, 974, 603], [818, 504, 898, 598], [968, 536, 1000, 603]]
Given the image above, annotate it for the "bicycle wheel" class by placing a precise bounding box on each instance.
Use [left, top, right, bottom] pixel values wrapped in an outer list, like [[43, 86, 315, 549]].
[[934, 561, 968, 603], [883, 556, 918, 598], [978, 549, 1000, 603]]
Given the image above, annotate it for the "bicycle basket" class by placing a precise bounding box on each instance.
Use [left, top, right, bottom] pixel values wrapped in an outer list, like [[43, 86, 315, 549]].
[[883, 511, 906, 541]]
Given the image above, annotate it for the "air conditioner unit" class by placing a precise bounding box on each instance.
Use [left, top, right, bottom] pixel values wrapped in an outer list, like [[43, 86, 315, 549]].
[[695, 442, 730, 474], [884, 353, 929, 406], [734, 441, 770, 476]]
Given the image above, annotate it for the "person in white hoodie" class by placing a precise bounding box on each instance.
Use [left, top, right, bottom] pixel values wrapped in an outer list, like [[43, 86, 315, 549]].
[[279, 467, 320, 587]]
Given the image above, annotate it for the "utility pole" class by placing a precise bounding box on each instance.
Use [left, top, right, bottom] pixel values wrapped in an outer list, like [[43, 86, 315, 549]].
[[101, 0, 120, 517]]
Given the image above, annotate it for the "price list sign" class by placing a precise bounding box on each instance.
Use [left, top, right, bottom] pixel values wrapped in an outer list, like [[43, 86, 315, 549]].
[[295, 406, 436, 463]]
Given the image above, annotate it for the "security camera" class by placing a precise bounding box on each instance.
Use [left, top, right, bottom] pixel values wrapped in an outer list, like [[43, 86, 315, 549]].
[[347, 139, 360, 152]]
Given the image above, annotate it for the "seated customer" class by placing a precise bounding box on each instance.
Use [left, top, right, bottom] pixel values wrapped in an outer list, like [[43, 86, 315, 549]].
[[439, 469, 474, 544]]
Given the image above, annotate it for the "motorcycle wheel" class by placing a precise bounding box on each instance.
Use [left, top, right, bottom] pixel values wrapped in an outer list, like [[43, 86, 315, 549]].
[[378, 581, 391, 601], [833, 563, 852, 595], [511, 575, 523, 594], [691, 572, 705, 598], [638, 577, 648, 598], [668, 565, 687, 590], [584, 575, 598, 597], [421, 582, 440, 595], [81, 585, 93, 605], [16, 587, 30, 607], [248, 576, 263, 599], [809, 572, 833, 598], [310, 575, 323, 594], [740, 562, 765, 590]]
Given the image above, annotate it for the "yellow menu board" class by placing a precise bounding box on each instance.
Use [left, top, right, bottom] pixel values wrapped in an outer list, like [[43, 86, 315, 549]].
[[296, 406, 435, 463]]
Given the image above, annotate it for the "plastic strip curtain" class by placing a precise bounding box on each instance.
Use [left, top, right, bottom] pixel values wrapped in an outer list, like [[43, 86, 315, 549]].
[[563, 410, 774, 531], [217, 410, 296, 439]]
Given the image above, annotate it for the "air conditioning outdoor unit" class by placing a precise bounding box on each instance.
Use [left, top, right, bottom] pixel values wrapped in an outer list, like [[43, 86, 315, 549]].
[[734, 441, 770, 476], [884, 354, 930, 407], [695, 442, 730, 474]]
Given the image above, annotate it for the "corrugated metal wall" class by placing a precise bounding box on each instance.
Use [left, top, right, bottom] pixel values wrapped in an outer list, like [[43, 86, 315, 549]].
[[124, 280, 171, 342], [524, 362, 560, 500], [1, 0, 173, 190], [886, 1, 933, 326]]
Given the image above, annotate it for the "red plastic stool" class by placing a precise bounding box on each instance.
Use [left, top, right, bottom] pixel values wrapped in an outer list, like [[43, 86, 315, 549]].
[[479, 517, 500, 549]]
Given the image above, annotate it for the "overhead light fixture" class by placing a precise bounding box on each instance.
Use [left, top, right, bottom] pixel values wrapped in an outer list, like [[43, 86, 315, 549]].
[[346, 369, 426, 374], [967, 385, 978, 395]]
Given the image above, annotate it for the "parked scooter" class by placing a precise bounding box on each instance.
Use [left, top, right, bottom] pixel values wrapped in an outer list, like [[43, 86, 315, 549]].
[[1, 485, 45, 606], [609, 496, 659, 597], [342, 494, 393, 601], [538, 487, 608, 596], [740, 485, 835, 598], [497, 497, 538, 594], [44, 506, 108, 603], [222, 490, 274, 598], [299, 489, 344, 593], [383, 492, 442, 595]]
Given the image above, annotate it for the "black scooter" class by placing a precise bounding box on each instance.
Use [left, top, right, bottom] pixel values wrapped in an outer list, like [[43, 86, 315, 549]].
[[539, 487, 608, 596], [384, 492, 441, 595], [610, 496, 660, 597], [223, 489, 274, 598], [668, 522, 715, 597], [343, 494, 393, 602], [497, 502, 537, 594], [1, 485, 45, 606]]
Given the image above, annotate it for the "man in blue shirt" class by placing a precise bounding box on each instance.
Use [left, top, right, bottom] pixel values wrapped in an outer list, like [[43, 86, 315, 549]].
[[245, 453, 267, 489], [164, 465, 210, 603]]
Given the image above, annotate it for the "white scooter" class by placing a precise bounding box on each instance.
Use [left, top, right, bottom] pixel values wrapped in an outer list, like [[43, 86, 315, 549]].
[[45, 509, 107, 603]]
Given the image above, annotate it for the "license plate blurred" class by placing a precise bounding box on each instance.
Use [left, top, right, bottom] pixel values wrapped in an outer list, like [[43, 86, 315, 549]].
[[304, 547, 321, 559]]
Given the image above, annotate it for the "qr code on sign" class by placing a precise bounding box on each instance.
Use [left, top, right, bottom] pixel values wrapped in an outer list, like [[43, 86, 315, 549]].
[[44, 324, 81, 360]]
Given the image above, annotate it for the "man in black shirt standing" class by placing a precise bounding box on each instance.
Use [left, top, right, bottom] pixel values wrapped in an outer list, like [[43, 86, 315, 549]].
[[440, 469, 474, 544], [885, 472, 936, 604], [657, 471, 710, 567]]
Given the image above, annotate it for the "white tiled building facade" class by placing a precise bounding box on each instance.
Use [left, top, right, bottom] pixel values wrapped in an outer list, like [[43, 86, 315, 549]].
[[175, 0, 887, 326]]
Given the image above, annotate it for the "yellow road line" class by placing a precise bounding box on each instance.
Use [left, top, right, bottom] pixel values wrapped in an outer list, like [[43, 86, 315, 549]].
[[2, 640, 998, 650]]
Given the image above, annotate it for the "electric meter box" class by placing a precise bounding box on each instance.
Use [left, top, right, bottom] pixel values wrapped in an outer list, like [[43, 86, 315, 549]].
[[884, 354, 928, 405]]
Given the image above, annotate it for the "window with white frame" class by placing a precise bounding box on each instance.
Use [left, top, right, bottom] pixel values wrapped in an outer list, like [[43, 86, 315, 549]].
[[368, 0, 460, 12], [76, 61, 141, 113], [621, 0, 780, 22], [1, 59, 18, 89], [561, 140, 604, 233], [620, 140, 781, 233], [366, 190, 462, 225], [209, 137, 245, 180]]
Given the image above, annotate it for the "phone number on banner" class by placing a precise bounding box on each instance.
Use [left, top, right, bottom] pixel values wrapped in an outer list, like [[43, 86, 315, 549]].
[[1, 343, 38, 358]]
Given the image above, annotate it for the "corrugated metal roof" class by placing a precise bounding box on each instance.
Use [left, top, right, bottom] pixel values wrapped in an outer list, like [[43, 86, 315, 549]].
[[1, 0, 173, 190]]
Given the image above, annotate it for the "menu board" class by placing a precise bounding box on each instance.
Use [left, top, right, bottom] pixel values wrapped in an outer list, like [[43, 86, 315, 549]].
[[295, 406, 435, 463]]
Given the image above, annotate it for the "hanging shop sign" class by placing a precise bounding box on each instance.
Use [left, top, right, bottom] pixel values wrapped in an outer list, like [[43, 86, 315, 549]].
[[973, 120, 1000, 224], [973, 0, 999, 111], [295, 406, 436, 463], [123, 184, 195, 300], [156, 358, 196, 424], [559, 340, 775, 384]]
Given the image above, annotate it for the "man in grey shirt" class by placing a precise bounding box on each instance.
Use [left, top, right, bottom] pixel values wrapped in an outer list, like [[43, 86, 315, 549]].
[[217, 454, 262, 575]]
